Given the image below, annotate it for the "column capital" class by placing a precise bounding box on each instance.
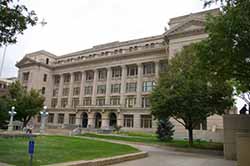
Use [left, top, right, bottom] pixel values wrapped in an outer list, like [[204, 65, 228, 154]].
[[137, 62, 143, 67]]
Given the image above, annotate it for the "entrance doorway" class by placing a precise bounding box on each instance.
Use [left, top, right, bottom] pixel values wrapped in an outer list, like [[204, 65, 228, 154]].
[[95, 112, 102, 128], [109, 112, 117, 128], [82, 112, 88, 128]]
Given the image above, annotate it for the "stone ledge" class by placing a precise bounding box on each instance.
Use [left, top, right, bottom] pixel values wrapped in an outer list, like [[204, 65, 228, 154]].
[[43, 151, 148, 166]]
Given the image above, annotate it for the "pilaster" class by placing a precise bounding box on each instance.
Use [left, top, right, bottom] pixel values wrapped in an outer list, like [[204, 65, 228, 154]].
[[136, 63, 143, 108], [67, 72, 74, 108], [92, 70, 98, 105], [56, 74, 63, 108], [79, 71, 85, 105], [120, 65, 127, 107], [105, 67, 112, 105]]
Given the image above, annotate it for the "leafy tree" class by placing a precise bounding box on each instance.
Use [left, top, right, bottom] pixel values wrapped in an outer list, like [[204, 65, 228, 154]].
[[0, 0, 38, 46], [199, 0, 250, 94], [8, 81, 44, 127], [0, 97, 9, 128], [156, 118, 175, 142], [150, 44, 234, 145]]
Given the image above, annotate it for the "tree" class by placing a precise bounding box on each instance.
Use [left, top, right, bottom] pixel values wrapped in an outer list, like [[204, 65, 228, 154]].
[[199, 0, 250, 94], [8, 81, 44, 127], [150, 44, 234, 145], [156, 118, 175, 142], [0, 97, 9, 128], [0, 0, 38, 46]]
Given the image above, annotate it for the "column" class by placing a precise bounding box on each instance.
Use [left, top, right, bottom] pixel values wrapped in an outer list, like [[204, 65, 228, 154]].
[[79, 71, 85, 105], [53, 113, 58, 125], [67, 73, 74, 108], [155, 60, 160, 79], [57, 74, 64, 108], [105, 67, 112, 105], [102, 112, 109, 129], [92, 70, 98, 105], [136, 63, 143, 108], [120, 65, 127, 107], [87, 111, 94, 128], [63, 113, 69, 127], [75, 112, 81, 126]]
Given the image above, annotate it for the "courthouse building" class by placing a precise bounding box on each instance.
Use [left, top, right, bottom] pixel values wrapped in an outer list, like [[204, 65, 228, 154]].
[[16, 9, 224, 141]]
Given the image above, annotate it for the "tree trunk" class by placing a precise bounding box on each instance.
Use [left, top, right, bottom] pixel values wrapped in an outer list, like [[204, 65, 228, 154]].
[[188, 127, 193, 146]]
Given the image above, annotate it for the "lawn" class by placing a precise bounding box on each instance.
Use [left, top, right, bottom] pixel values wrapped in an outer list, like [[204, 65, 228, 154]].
[[82, 132, 223, 151], [0, 135, 139, 166]]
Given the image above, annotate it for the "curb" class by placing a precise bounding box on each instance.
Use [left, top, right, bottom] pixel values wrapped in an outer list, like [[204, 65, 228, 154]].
[[43, 152, 148, 166]]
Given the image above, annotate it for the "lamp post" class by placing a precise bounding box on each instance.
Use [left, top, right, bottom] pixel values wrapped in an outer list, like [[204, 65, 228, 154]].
[[8, 106, 16, 131], [40, 106, 48, 134]]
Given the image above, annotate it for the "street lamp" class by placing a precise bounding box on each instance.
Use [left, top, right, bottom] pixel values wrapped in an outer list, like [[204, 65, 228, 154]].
[[8, 106, 16, 131], [40, 106, 48, 134]]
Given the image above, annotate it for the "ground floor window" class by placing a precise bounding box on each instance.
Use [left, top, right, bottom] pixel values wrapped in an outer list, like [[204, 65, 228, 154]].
[[69, 114, 76, 125], [123, 115, 134, 128], [140, 115, 152, 128], [48, 113, 54, 123], [58, 113, 64, 124], [72, 98, 79, 108], [37, 114, 41, 123]]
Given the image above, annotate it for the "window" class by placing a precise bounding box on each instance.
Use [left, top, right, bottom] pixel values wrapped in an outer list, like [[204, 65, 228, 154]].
[[52, 88, 58, 97], [86, 71, 94, 81], [74, 72, 82, 82], [98, 69, 107, 80], [143, 81, 155, 92], [97, 85, 106, 94], [159, 61, 167, 73], [64, 74, 70, 83], [43, 74, 47, 82], [37, 115, 41, 123], [41, 87, 46, 95], [112, 67, 122, 79], [142, 96, 151, 108], [125, 96, 136, 108], [111, 84, 121, 93], [127, 65, 137, 77], [96, 97, 105, 106], [61, 98, 68, 108], [69, 114, 76, 125], [51, 99, 58, 108], [124, 115, 134, 128], [83, 97, 92, 106], [110, 96, 120, 105], [143, 63, 155, 75], [58, 114, 64, 124], [54, 75, 60, 85], [48, 113, 54, 123], [23, 72, 29, 81], [46, 58, 49, 64], [72, 98, 79, 108], [140, 115, 152, 128], [126, 82, 137, 93], [62, 88, 69, 96], [73, 87, 80, 96], [84, 86, 93, 95]]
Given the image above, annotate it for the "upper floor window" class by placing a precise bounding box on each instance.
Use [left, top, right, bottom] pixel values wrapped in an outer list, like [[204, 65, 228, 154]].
[[72, 98, 79, 108], [83, 97, 92, 106], [96, 97, 105, 106], [46, 58, 49, 64], [23, 72, 30, 81], [142, 96, 151, 108], [74, 72, 82, 82], [143, 63, 155, 75], [125, 96, 136, 108], [143, 81, 155, 92], [41, 87, 46, 95], [110, 96, 120, 106], [64, 74, 70, 83], [86, 70, 94, 81], [127, 65, 138, 77], [159, 61, 168, 73], [51, 99, 58, 108], [111, 84, 121, 94], [54, 75, 60, 85], [126, 82, 137, 93], [84, 86, 93, 95], [73, 87, 80, 96], [112, 67, 122, 79], [61, 98, 68, 108], [97, 85, 106, 94], [98, 69, 107, 81], [62, 88, 69, 96], [52, 88, 58, 97], [43, 74, 47, 82]]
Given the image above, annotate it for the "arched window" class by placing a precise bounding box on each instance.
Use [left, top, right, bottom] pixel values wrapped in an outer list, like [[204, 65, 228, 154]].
[[46, 58, 49, 64]]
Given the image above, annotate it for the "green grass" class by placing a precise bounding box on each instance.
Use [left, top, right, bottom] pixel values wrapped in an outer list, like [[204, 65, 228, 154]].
[[0, 135, 139, 166], [82, 133, 223, 151]]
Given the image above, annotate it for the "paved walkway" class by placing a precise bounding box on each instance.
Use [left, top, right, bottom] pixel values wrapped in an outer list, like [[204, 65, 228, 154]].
[[112, 144, 236, 166]]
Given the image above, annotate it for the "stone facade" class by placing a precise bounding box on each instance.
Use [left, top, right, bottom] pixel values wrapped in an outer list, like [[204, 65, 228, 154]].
[[16, 9, 223, 141]]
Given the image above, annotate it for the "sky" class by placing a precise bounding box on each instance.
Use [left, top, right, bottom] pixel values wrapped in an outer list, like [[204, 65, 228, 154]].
[[0, 0, 245, 109]]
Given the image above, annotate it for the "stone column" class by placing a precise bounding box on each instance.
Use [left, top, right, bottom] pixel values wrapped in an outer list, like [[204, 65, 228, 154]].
[[155, 60, 160, 79], [79, 71, 85, 105], [92, 69, 98, 105], [105, 67, 112, 105], [117, 110, 122, 127], [57, 74, 64, 108], [63, 113, 69, 127], [136, 63, 143, 108], [75, 113, 81, 126], [67, 73, 74, 108], [53, 113, 58, 124], [87, 111, 94, 128], [102, 112, 109, 129], [120, 65, 127, 107]]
